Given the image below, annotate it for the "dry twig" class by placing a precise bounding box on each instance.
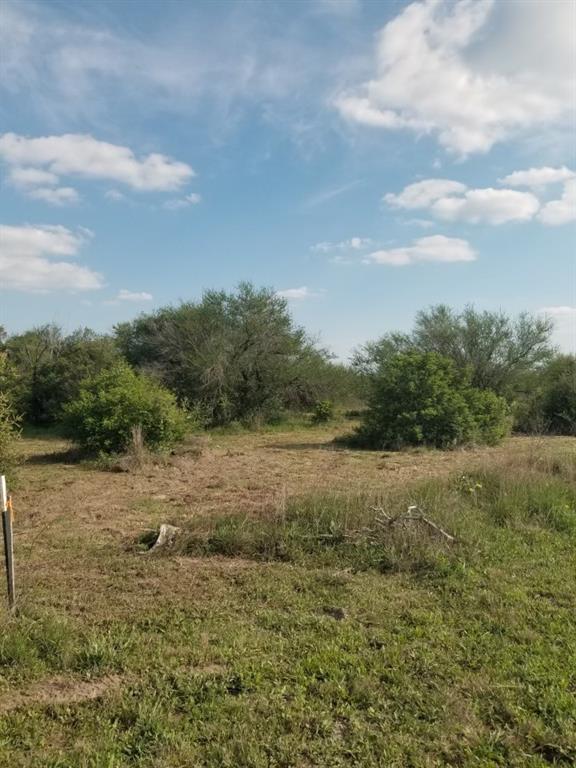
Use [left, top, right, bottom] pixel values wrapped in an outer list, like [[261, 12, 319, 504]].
[[369, 504, 455, 543]]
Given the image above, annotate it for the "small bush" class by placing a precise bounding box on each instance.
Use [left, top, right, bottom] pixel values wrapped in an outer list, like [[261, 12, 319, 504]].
[[311, 400, 334, 424], [464, 388, 511, 445], [64, 362, 187, 455], [0, 386, 20, 481], [353, 352, 509, 450]]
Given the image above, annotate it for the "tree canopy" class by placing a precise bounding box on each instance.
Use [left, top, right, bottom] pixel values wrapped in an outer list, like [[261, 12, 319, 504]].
[[353, 305, 554, 396], [115, 283, 354, 425]]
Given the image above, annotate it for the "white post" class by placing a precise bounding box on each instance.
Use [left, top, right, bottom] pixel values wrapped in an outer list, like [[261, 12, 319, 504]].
[[1, 475, 15, 610]]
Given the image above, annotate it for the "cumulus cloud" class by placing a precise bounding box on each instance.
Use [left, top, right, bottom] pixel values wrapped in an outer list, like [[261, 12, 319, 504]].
[[500, 166, 575, 188], [117, 289, 153, 302], [384, 179, 466, 209], [0, 133, 194, 193], [538, 306, 576, 353], [537, 179, 576, 226], [335, 0, 575, 155], [311, 237, 371, 253], [366, 235, 476, 266], [8, 167, 59, 187], [0, 223, 102, 292], [276, 286, 324, 300], [431, 188, 540, 225], [384, 169, 574, 225]]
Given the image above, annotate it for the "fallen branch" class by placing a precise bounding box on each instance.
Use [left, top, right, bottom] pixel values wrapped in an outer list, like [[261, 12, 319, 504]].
[[370, 504, 455, 543]]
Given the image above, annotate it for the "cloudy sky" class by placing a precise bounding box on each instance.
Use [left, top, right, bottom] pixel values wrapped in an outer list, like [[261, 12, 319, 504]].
[[0, 0, 574, 356]]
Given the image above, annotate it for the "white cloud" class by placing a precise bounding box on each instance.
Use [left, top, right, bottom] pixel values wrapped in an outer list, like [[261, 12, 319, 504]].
[[431, 188, 540, 225], [0, 133, 194, 192], [163, 192, 202, 210], [384, 179, 466, 209], [500, 166, 575, 188], [276, 286, 323, 300], [28, 186, 80, 206], [385, 179, 542, 224], [8, 167, 59, 187], [537, 179, 576, 226], [0, 0, 361, 153], [335, 0, 575, 155], [538, 306, 576, 353], [366, 235, 476, 266], [311, 236, 371, 253], [117, 289, 153, 302], [0, 223, 102, 292]]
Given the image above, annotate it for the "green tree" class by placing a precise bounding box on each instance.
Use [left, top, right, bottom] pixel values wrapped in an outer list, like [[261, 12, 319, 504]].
[[541, 355, 576, 435], [115, 283, 342, 425], [5, 326, 119, 424], [353, 306, 554, 396], [354, 352, 510, 450], [64, 361, 187, 454]]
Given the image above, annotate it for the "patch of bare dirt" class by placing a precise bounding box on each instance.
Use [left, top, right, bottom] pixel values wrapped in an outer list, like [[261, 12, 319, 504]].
[[0, 675, 123, 714]]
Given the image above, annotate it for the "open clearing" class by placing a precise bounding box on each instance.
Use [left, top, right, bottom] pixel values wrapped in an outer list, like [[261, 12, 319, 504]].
[[1, 427, 575, 767]]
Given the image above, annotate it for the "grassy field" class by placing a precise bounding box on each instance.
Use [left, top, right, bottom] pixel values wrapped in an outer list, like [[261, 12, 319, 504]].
[[0, 426, 575, 767]]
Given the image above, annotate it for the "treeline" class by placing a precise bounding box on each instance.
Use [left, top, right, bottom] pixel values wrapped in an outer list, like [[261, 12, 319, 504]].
[[0, 284, 361, 441], [0, 284, 574, 461]]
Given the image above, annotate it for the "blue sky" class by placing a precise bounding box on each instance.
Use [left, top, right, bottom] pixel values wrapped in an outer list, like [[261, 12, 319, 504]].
[[0, 0, 574, 358]]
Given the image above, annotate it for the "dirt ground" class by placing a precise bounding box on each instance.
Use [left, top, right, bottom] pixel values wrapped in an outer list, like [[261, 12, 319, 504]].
[[16, 428, 566, 532], [10, 428, 571, 588]]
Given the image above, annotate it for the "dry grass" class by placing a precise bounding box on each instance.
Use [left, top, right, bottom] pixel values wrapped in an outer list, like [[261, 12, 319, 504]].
[[0, 426, 574, 767]]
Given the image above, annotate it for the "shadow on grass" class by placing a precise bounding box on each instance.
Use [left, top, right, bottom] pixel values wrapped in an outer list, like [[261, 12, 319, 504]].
[[266, 440, 346, 452], [24, 446, 85, 465], [21, 424, 68, 441]]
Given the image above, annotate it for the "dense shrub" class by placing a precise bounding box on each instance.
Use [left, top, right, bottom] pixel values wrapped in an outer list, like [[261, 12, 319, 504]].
[[514, 355, 576, 435], [311, 400, 334, 424], [64, 362, 187, 454], [353, 352, 509, 450], [353, 305, 554, 396], [464, 388, 511, 445], [541, 356, 576, 435], [0, 392, 20, 479], [0, 353, 20, 478], [5, 326, 120, 424]]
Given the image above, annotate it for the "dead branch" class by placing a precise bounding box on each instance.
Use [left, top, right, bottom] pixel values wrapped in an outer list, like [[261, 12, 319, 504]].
[[370, 504, 455, 543]]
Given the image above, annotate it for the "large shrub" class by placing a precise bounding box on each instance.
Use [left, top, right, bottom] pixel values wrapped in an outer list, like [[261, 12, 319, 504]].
[[64, 362, 187, 454], [514, 355, 576, 435], [541, 356, 576, 435], [354, 352, 510, 450], [0, 394, 20, 479], [353, 305, 554, 396], [5, 326, 120, 424], [0, 353, 20, 478]]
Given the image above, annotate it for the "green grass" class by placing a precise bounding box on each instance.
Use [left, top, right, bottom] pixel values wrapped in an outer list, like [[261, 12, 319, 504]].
[[173, 456, 576, 574], [1, 447, 575, 766]]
